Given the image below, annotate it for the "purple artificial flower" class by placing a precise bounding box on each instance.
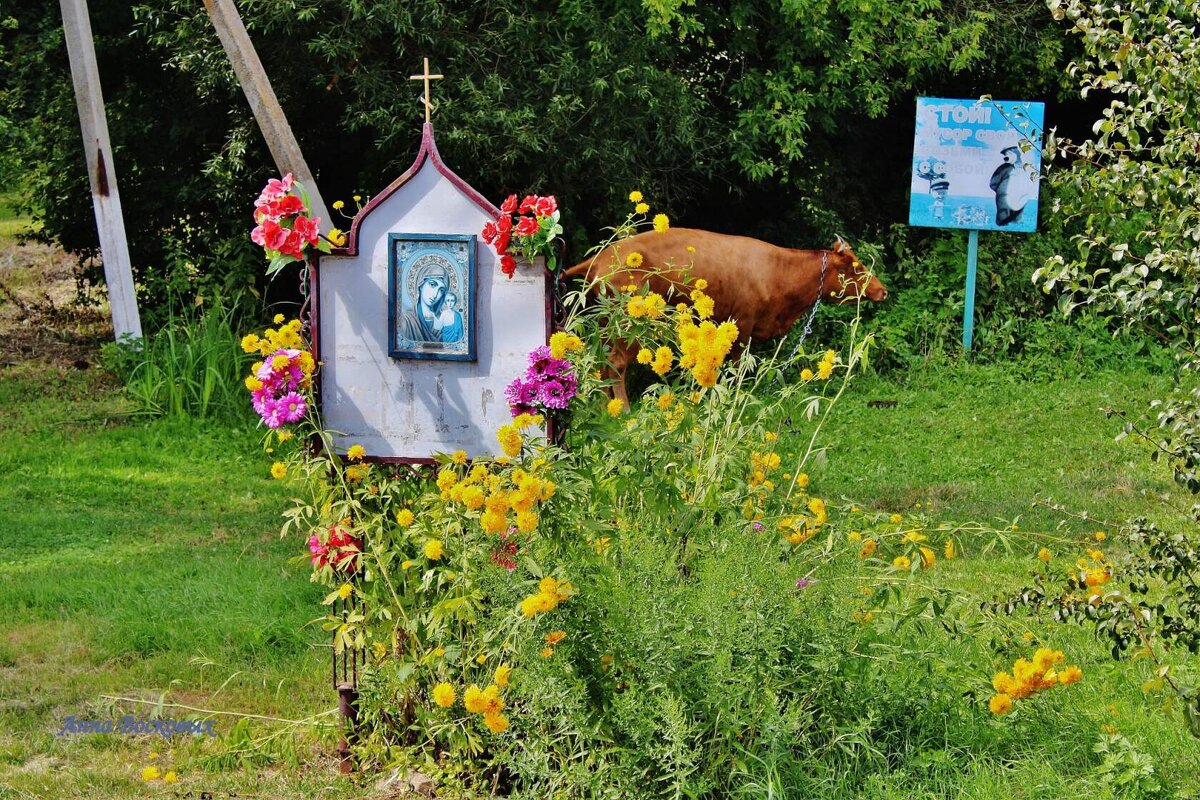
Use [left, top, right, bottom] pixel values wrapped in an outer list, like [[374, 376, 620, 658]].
[[752, 521, 764, 532], [509, 403, 537, 417], [261, 398, 286, 429], [794, 578, 811, 590], [505, 376, 539, 408], [278, 391, 307, 424], [537, 379, 570, 409]]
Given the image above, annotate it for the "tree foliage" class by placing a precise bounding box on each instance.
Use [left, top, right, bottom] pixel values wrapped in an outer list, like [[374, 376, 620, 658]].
[[1036, 0, 1200, 490], [0, 0, 1074, 319]]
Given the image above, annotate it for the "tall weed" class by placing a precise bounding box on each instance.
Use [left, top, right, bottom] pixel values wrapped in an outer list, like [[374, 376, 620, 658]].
[[102, 294, 251, 421]]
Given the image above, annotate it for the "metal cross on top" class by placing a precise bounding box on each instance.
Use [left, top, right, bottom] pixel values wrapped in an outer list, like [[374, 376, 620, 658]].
[[409, 58, 444, 124]]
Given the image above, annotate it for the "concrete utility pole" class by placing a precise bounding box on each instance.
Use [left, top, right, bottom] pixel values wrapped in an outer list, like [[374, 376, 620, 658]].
[[59, 0, 143, 340], [203, 0, 332, 232]]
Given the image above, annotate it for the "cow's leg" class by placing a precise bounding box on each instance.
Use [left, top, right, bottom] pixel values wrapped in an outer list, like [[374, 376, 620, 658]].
[[602, 342, 634, 410]]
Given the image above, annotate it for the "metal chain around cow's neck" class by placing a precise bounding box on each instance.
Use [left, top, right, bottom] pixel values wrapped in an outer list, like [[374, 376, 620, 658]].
[[781, 249, 827, 368]]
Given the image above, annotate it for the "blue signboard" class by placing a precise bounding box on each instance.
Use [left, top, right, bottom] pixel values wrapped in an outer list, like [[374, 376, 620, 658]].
[[909, 98, 1044, 233]]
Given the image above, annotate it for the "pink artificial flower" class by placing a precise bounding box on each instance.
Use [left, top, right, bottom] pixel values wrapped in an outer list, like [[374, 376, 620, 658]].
[[500, 194, 518, 214], [307, 533, 329, 566], [255, 173, 295, 207], [533, 195, 557, 216], [515, 216, 539, 237]]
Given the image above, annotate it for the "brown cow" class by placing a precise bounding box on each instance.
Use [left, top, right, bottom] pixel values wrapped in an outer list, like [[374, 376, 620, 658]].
[[562, 227, 887, 405]]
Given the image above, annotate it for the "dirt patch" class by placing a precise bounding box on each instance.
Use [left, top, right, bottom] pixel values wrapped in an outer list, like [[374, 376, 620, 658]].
[[0, 237, 112, 368]]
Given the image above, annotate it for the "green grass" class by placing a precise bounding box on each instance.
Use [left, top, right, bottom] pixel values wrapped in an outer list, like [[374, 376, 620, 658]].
[[0, 363, 362, 798], [0, 193, 33, 237], [1, 354, 1197, 797]]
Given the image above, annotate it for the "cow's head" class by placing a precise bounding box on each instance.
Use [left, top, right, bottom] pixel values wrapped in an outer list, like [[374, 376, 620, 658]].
[[828, 236, 887, 303]]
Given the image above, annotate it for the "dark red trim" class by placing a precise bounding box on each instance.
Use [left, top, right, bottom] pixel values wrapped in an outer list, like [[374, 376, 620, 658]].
[[327, 123, 501, 259]]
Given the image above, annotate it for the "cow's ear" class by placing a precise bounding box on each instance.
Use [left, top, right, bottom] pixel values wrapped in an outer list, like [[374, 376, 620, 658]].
[[832, 235, 847, 253]]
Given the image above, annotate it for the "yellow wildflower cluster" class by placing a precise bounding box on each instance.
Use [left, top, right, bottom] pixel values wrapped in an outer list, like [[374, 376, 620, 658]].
[[677, 318, 738, 387], [636, 346, 675, 377], [241, 317, 305, 356], [520, 576, 574, 618], [494, 412, 542, 458], [627, 291, 667, 319], [549, 331, 584, 359], [1074, 548, 1112, 596], [437, 445, 556, 536], [653, 213, 670, 233], [463, 682, 510, 732], [989, 647, 1083, 715], [747, 449, 782, 491], [689, 285, 716, 320]]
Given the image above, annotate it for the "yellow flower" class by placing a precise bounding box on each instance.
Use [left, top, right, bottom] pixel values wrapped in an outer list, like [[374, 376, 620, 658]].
[[353, 194, 362, 202], [451, 449, 468, 465], [1058, 665, 1083, 685], [541, 647, 555, 658], [424, 539, 444, 560], [944, 539, 957, 559], [653, 213, 670, 233], [989, 693, 1013, 715], [347, 444, 366, 462], [463, 684, 487, 713], [651, 347, 674, 376], [635, 202, 650, 214], [333, 200, 345, 210], [244, 375, 264, 392], [241, 333, 261, 353], [860, 539, 877, 558], [337, 583, 352, 600], [545, 630, 566, 646], [516, 510, 538, 532], [817, 359, 834, 380], [141, 766, 161, 781], [396, 508, 415, 527], [277, 430, 293, 442], [893, 555, 911, 570], [270, 462, 286, 480], [273, 313, 286, 324], [607, 398, 624, 417], [494, 663, 512, 687], [890, 513, 903, 524], [1038, 547, 1052, 563], [637, 348, 653, 365], [163, 771, 178, 784], [628, 190, 643, 203], [483, 711, 510, 733], [496, 424, 523, 457], [848, 531, 862, 542], [1094, 531, 1107, 541], [626, 251, 644, 268], [401, 559, 413, 570], [656, 392, 675, 411], [694, 278, 708, 291], [796, 473, 809, 488], [329, 228, 346, 246], [475, 653, 487, 665], [434, 647, 445, 657], [919, 546, 936, 568], [432, 682, 456, 707]]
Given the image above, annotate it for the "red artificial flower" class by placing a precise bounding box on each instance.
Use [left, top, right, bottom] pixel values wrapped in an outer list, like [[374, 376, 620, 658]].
[[481, 220, 499, 245], [515, 216, 539, 237], [278, 229, 306, 259], [500, 194, 518, 214], [309, 525, 362, 574], [494, 216, 513, 253], [533, 195, 558, 217], [518, 194, 538, 214], [293, 215, 321, 246], [500, 254, 517, 278]]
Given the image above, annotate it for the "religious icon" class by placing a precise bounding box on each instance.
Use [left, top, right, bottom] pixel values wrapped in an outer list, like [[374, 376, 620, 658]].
[[389, 233, 475, 361]]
